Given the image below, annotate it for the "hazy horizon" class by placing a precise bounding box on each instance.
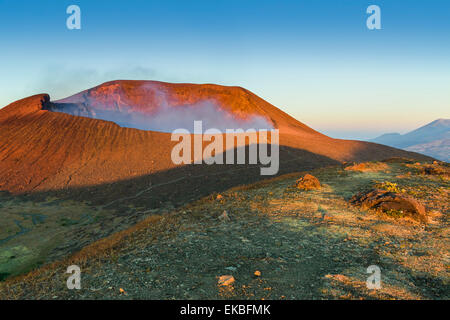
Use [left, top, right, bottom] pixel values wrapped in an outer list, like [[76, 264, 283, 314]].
[[1, 0, 449, 140]]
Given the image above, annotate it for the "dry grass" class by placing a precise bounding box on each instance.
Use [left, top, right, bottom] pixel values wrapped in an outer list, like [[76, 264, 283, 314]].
[[0, 214, 165, 290], [323, 274, 422, 300], [406, 162, 450, 180], [1, 160, 448, 300], [345, 162, 389, 173]]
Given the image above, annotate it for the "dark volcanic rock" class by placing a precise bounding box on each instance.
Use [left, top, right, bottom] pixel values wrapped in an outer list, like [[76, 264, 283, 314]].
[[419, 163, 449, 177], [295, 174, 321, 190], [350, 189, 427, 222]]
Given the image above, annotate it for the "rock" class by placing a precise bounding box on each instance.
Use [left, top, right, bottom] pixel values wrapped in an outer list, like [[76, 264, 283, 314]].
[[344, 162, 388, 172], [350, 189, 427, 222], [119, 288, 127, 295], [218, 275, 235, 286], [420, 164, 447, 176], [295, 174, 321, 190]]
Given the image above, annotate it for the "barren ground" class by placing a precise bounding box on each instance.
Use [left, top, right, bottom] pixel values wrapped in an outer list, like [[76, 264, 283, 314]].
[[0, 160, 448, 299]]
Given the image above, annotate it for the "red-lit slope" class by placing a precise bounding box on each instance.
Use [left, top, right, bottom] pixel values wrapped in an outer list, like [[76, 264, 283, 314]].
[[0, 80, 431, 194]]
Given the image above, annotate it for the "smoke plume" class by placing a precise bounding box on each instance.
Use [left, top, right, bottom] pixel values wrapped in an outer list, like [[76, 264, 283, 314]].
[[50, 83, 274, 133]]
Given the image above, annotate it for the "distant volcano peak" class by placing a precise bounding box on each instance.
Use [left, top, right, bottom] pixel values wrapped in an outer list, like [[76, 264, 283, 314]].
[[49, 80, 276, 132]]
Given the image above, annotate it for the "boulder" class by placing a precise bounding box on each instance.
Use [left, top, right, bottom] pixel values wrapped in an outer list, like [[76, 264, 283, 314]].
[[295, 174, 321, 190], [218, 275, 235, 286], [350, 189, 427, 222], [420, 164, 447, 176]]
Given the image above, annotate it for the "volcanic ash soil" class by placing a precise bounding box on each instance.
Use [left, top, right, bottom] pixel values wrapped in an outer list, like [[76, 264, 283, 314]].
[[1, 160, 448, 300]]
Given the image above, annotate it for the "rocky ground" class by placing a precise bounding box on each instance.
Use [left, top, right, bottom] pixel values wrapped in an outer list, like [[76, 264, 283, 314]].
[[0, 159, 448, 299]]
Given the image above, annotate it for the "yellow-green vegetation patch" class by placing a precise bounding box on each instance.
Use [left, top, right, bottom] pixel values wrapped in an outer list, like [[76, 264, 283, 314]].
[[374, 181, 405, 193], [0, 245, 35, 279], [383, 209, 409, 219], [281, 217, 313, 232], [0, 195, 116, 281]]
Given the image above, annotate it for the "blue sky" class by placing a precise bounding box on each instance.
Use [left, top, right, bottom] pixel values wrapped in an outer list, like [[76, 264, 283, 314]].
[[0, 0, 449, 139]]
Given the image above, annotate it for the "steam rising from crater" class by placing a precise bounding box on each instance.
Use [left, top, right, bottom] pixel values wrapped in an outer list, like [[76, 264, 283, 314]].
[[50, 83, 274, 133]]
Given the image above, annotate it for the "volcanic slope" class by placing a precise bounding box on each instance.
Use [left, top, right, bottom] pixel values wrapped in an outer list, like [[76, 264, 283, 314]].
[[0, 80, 431, 199]]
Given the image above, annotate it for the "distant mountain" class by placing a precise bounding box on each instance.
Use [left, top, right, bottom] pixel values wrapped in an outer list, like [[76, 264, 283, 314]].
[[405, 138, 449, 163], [371, 119, 450, 161]]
